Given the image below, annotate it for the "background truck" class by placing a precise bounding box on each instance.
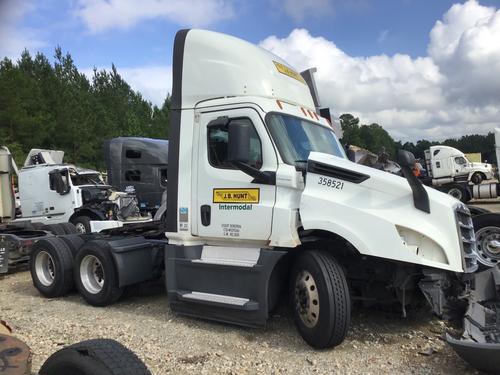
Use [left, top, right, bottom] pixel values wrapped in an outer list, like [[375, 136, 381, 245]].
[[26, 29, 500, 370], [104, 137, 168, 215], [0, 147, 150, 234]]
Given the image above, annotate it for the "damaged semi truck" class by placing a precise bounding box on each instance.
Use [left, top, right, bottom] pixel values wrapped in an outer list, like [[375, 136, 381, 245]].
[[28, 30, 500, 370]]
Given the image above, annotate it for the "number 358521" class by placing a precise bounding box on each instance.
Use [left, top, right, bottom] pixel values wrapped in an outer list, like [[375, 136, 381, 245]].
[[318, 176, 344, 190]]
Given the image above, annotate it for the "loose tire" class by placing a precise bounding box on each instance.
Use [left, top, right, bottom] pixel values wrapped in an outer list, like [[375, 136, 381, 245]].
[[473, 213, 500, 269], [72, 216, 92, 234], [30, 237, 74, 297], [61, 222, 79, 234], [39, 338, 151, 375], [471, 172, 484, 185], [75, 241, 123, 306], [42, 224, 66, 235], [290, 250, 351, 349]]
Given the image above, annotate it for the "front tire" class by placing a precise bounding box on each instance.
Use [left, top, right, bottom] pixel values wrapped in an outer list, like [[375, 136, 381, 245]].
[[74, 241, 123, 306], [471, 172, 484, 185], [446, 184, 469, 203], [473, 214, 500, 269], [71, 216, 92, 234], [290, 250, 351, 349]]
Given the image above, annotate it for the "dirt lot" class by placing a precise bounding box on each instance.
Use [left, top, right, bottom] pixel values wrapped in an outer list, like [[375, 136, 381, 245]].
[[1, 199, 497, 374]]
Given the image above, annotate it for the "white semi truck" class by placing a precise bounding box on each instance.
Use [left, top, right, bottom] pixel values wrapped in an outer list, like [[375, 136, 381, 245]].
[[25, 30, 500, 370]]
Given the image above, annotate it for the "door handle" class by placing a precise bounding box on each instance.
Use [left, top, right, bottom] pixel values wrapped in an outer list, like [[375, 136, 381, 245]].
[[201, 205, 211, 226]]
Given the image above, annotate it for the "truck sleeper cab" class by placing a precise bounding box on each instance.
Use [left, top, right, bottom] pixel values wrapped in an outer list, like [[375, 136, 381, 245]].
[[162, 29, 476, 348]]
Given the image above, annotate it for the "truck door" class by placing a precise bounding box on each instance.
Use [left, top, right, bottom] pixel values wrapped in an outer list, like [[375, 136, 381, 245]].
[[194, 107, 277, 242]]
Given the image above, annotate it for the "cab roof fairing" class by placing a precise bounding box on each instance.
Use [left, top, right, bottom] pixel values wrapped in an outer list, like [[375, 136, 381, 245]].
[[177, 29, 315, 110]]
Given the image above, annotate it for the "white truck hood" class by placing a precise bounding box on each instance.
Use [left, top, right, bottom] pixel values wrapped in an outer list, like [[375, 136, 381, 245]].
[[299, 152, 469, 273]]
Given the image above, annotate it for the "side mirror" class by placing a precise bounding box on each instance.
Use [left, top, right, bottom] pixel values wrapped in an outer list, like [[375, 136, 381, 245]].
[[397, 150, 416, 168], [228, 121, 251, 164]]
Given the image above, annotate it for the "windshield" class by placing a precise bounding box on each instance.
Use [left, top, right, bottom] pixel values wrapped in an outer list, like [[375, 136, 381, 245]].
[[266, 113, 346, 165], [70, 170, 105, 186]]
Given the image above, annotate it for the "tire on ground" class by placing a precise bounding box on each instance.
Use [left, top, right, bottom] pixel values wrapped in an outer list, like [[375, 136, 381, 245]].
[[39, 338, 151, 375], [42, 224, 66, 235], [290, 250, 351, 349], [60, 222, 79, 234], [71, 216, 92, 234], [59, 234, 85, 257], [74, 240, 124, 306], [30, 237, 74, 298], [472, 213, 500, 269]]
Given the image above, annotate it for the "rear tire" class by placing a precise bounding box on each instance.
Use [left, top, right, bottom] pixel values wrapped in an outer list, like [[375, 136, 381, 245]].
[[71, 216, 92, 234], [30, 237, 74, 297], [59, 234, 85, 257], [42, 224, 66, 235], [39, 338, 151, 375], [61, 222, 79, 234], [290, 250, 351, 349], [74, 241, 123, 306]]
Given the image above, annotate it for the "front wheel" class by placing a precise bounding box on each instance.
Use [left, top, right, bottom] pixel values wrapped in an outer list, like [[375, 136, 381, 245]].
[[446, 184, 469, 203], [471, 172, 484, 185], [290, 251, 351, 349], [473, 214, 500, 269], [71, 216, 91, 234]]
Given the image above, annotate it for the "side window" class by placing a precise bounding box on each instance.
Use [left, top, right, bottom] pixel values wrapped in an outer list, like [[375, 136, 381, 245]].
[[125, 170, 141, 182], [49, 173, 57, 190], [207, 118, 263, 169], [455, 156, 466, 165], [126, 149, 141, 159], [436, 161, 441, 168]]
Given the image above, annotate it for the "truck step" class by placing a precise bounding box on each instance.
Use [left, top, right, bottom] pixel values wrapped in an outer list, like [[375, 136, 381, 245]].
[[177, 291, 259, 311], [190, 246, 260, 268]]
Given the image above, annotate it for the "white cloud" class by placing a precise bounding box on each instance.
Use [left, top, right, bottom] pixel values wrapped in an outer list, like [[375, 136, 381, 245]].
[[82, 65, 171, 106], [74, 0, 235, 33], [0, 0, 47, 60], [260, 0, 500, 141]]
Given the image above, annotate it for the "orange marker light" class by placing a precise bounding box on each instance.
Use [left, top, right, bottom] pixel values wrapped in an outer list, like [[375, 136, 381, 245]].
[[300, 107, 307, 116], [276, 99, 283, 109]]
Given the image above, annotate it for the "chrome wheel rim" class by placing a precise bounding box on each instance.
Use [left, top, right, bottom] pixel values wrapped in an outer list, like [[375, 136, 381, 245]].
[[476, 226, 500, 267], [80, 255, 105, 294], [295, 270, 320, 328], [75, 222, 87, 234], [35, 251, 56, 286]]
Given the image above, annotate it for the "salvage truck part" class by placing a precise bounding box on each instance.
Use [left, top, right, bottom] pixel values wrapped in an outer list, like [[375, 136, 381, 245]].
[[27, 29, 500, 371]]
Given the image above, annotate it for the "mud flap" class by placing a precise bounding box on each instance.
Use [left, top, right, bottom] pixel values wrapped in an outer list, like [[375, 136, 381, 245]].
[[447, 265, 500, 373]]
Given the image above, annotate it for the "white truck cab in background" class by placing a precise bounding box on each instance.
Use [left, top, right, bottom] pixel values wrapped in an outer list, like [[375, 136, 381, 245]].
[[1, 147, 149, 233], [425, 145, 494, 185]]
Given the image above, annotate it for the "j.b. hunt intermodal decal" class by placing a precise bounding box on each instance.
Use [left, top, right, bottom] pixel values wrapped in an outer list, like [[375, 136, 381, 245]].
[[213, 188, 260, 203], [213, 188, 260, 211]]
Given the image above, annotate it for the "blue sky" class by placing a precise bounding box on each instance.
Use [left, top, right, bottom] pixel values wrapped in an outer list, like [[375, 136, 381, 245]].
[[1, 0, 500, 140]]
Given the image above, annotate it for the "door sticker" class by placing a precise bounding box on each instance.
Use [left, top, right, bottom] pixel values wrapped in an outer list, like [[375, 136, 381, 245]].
[[213, 188, 260, 204]]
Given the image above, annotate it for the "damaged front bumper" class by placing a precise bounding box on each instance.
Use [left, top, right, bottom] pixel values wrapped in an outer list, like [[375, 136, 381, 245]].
[[446, 265, 500, 373]]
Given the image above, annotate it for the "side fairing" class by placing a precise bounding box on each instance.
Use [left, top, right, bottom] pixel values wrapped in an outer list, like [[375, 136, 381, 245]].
[[300, 152, 465, 273]]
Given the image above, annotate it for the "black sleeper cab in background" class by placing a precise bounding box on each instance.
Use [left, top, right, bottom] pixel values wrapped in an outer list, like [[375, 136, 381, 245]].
[[104, 137, 169, 214]]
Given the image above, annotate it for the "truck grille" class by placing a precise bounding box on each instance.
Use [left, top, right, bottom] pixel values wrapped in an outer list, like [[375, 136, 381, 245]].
[[455, 204, 478, 273]]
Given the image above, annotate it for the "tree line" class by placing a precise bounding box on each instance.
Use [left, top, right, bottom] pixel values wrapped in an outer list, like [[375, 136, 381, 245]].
[[0, 48, 170, 170], [339, 114, 497, 165], [1, 49, 496, 171]]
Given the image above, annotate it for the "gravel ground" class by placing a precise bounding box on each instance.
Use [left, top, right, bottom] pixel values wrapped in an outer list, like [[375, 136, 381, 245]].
[[1, 199, 497, 374]]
